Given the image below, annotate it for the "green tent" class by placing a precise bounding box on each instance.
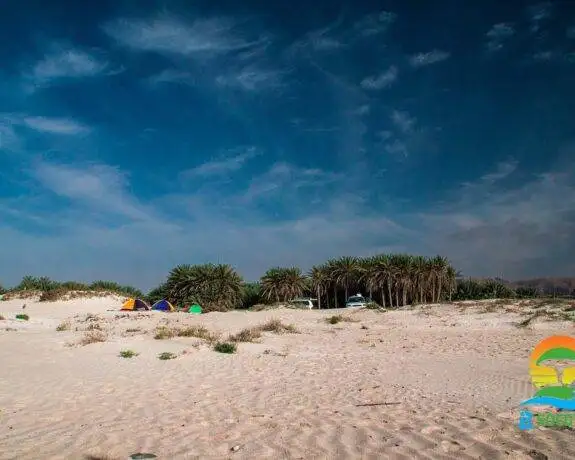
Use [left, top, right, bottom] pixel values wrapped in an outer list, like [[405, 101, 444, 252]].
[[188, 304, 202, 314]]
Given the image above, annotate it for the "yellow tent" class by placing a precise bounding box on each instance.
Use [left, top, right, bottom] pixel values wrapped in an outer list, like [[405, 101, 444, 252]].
[[121, 298, 151, 311]]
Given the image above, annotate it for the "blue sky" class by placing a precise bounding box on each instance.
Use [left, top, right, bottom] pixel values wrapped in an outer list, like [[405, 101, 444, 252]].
[[1, 0, 574, 290]]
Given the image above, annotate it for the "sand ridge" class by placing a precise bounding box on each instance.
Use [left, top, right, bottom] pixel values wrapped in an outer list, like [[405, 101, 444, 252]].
[[0, 297, 574, 459]]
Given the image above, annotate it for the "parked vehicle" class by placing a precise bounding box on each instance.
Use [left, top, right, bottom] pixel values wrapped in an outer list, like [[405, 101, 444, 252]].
[[289, 298, 316, 309], [345, 294, 370, 308]]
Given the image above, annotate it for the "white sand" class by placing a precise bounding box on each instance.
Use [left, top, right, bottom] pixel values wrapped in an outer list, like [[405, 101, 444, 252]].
[[0, 297, 574, 459]]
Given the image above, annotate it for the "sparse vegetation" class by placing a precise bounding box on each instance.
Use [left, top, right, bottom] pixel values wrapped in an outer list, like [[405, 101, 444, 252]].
[[79, 330, 107, 346], [154, 325, 220, 342], [158, 352, 177, 360], [56, 321, 71, 331], [15, 314, 29, 321], [326, 314, 358, 324], [214, 342, 237, 354], [259, 318, 298, 333], [176, 325, 219, 342], [229, 326, 263, 343], [0, 314, 5, 320], [154, 326, 175, 340], [119, 349, 139, 358]]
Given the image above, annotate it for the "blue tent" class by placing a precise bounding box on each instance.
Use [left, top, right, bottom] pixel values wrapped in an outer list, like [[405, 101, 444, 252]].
[[152, 299, 175, 312]]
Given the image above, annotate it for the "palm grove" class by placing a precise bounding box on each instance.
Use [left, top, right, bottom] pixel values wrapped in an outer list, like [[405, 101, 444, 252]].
[[2, 254, 479, 311]]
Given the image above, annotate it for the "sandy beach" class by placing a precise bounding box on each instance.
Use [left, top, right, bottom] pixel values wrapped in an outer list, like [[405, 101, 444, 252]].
[[1, 296, 574, 459]]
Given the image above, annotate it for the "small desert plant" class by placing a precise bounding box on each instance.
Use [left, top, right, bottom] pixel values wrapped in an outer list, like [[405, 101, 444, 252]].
[[79, 330, 107, 346], [176, 325, 219, 342], [119, 349, 139, 358], [214, 342, 237, 354], [259, 318, 298, 333], [0, 314, 5, 320], [15, 314, 29, 321], [327, 315, 342, 324], [56, 321, 71, 331], [229, 326, 262, 343], [86, 322, 102, 331], [326, 314, 358, 324], [39, 288, 69, 302], [158, 352, 177, 360], [154, 326, 175, 340], [125, 328, 141, 333], [364, 302, 382, 309]]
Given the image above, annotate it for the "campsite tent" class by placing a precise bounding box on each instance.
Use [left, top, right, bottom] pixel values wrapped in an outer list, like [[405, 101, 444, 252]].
[[121, 298, 151, 311], [152, 299, 175, 312], [188, 304, 202, 314]]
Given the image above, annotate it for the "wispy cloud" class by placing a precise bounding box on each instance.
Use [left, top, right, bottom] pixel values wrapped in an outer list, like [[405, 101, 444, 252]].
[[215, 67, 285, 91], [527, 2, 552, 34], [243, 162, 340, 202], [352, 11, 397, 38], [147, 69, 194, 86], [27, 44, 108, 88], [486, 23, 515, 52], [421, 161, 575, 278], [390, 110, 416, 134], [30, 160, 151, 221], [0, 122, 20, 152], [181, 147, 260, 178], [103, 15, 259, 58], [409, 49, 450, 68], [23, 116, 90, 135], [360, 65, 398, 90]]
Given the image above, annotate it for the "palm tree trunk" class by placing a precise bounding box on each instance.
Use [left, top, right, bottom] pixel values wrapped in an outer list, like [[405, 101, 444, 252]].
[[387, 281, 393, 308], [333, 286, 337, 309], [380, 288, 386, 308], [316, 286, 321, 310]]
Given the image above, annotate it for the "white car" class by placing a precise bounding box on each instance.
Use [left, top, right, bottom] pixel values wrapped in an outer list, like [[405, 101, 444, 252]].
[[289, 298, 315, 309], [345, 294, 369, 308]]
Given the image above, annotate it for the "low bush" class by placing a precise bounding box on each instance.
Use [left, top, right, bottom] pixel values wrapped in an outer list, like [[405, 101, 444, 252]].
[[119, 349, 139, 358], [158, 352, 177, 360], [214, 342, 237, 354], [15, 314, 29, 321], [79, 330, 107, 346]]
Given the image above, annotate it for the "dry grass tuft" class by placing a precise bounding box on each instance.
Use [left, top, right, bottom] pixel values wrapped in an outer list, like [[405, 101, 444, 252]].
[[78, 330, 107, 346], [177, 325, 220, 343], [259, 318, 298, 333], [229, 327, 263, 343], [154, 326, 176, 340], [154, 325, 220, 343], [56, 321, 71, 331], [326, 314, 359, 324]]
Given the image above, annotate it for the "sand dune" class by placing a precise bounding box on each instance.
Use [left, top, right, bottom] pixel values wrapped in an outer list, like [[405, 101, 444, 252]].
[[0, 297, 574, 459]]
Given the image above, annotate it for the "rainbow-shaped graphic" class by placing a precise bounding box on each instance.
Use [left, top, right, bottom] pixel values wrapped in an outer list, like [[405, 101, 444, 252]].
[[521, 335, 575, 410]]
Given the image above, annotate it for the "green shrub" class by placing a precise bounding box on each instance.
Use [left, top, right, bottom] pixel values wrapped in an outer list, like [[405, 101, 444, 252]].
[[15, 314, 29, 321], [119, 349, 139, 358], [214, 342, 237, 354], [158, 352, 177, 360]]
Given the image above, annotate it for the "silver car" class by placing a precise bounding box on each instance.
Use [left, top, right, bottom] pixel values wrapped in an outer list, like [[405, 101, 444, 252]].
[[345, 294, 369, 308]]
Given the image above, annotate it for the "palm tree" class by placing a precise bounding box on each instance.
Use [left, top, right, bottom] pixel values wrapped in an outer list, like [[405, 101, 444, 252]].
[[329, 256, 360, 303], [358, 257, 378, 302], [166, 263, 243, 312], [370, 254, 393, 308], [309, 265, 329, 309], [260, 267, 308, 303], [411, 255, 428, 304]]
